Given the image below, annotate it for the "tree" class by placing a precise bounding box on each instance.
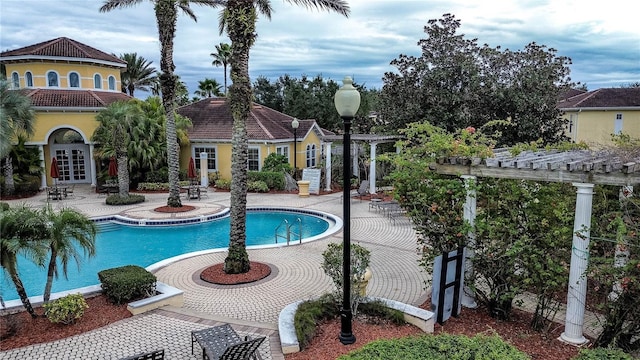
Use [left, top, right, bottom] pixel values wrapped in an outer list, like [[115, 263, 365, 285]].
[[219, 0, 350, 274], [93, 100, 145, 196], [118, 52, 157, 97], [252, 75, 284, 111], [380, 14, 574, 146], [100, 0, 217, 208], [194, 78, 224, 98], [1, 77, 36, 195], [0, 205, 48, 318], [211, 42, 231, 94], [42, 206, 97, 304]]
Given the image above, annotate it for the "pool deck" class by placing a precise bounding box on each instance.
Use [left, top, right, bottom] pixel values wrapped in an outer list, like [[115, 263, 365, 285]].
[[0, 186, 428, 359]]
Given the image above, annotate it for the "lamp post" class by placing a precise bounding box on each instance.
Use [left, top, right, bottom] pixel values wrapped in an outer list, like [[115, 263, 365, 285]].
[[291, 118, 299, 180], [334, 76, 360, 345]]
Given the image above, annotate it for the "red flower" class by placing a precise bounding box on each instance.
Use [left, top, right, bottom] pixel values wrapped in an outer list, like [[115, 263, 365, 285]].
[[465, 126, 476, 134]]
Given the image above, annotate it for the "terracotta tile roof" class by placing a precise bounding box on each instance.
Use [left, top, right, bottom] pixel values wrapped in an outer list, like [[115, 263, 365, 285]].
[[558, 87, 640, 109], [22, 89, 131, 108], [177, 98, 321, 141], [0, 37, 125, 66]]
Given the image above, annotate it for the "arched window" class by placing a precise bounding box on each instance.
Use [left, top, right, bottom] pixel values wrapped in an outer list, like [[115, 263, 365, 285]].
[[69, 72, 80, 88], [108, 76, 116, 90], [306, 144, 317, 167], [47, 71, 59, 87], [94, 74, 102, 89], [11, 72, 19, 88], [25, 72, 33, 87]]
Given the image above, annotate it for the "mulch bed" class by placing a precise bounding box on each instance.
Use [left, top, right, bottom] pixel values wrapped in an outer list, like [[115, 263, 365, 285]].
[[200, 262, 271, 285], [153, 205, 196, 213]]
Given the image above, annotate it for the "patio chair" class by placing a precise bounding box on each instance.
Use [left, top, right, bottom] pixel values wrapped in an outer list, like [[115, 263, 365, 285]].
[[340, 180, 370, 203], [192, 324, 265, 360], [64, 183, 75, 197], [119, 349, 164, 360]]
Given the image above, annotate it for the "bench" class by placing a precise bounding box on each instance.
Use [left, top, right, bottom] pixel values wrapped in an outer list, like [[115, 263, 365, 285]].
[[119, 349, 164, 360]]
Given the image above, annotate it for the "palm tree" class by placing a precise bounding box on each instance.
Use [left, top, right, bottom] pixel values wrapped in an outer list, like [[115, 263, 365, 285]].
[[220, 0, 350, 274], [211, 42, 231, 94], [119, 53, 157, 97], [93, 101, 145, 196], [1, 77, 36, 195], [41, 206, 97, 304], [100, 0, 217, 208], [0, 205, 48, 318], [195, 78, 224, 98]]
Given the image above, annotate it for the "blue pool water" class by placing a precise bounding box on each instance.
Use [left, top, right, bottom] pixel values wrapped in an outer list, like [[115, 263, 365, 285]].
[[0, 210, 331, 302]]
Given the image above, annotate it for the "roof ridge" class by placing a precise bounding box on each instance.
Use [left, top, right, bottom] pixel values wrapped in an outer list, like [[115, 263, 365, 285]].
[[66, 38, 92, 58], [251, 111, 275, 139], [572, 89, 600, 107], [32, 37, 64, 53], [87, 90, 107, 107]]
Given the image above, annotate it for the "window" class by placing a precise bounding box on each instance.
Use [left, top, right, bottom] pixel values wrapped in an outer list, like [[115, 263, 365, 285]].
[[248, 148, 260, 171], [194, 147, 217, 171], [47, 71, 59, 87], [614, 113, 623, 134], [11, 72, 19, 88], [25, 72, 33, 87], [306, 144, 317, 167], [69, 72, 80, 88], [108, 76, 116, 90], [276, 145, 290, 162], [94, 74, 102, 89]]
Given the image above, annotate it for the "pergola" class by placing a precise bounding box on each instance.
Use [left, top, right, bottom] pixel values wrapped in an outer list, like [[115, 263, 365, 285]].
[[322, 134, 400, 194], [429, 148, 639, 345]]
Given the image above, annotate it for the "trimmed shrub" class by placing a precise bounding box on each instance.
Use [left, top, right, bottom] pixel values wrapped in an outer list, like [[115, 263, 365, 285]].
[[294, 294, 339, 350], [105, 194, 145, 205], [144, 168, 168, 183], [573, 348, 633, 360], [42, 293, 88, 325], [0, 202, 10, 211], [248, 180, 269, 193], [215, 179, 231, 190], [248, 171, 285, 190], [136, 181, 190, 191], [208, 171, 219, 185], [359, 300, 405, 325], [338, 333, 529, 360], [98, 265, 157, 305]]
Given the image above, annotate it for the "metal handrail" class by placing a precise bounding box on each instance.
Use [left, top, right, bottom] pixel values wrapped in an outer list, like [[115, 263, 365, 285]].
[[275, 219, 289, 244], [275, 218, 303, 245]]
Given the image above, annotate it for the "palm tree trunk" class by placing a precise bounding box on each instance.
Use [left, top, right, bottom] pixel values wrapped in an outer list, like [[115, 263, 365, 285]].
[[6, 258, 37, 318], [43, 249, 58, 304], [223, 64, 228, 95], [223, 0, 257, 274], [117, 155, 129, 197], [156, 0, 182, 207], [3, 155, 15, 195]]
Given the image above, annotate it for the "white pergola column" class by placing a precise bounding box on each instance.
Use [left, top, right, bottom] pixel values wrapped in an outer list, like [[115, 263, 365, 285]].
[[461, 175, 478, 308], [89, 144, 97, 187], [369, 142, 378, 194], [561, 182, 594, 345], [352, 143, 358, 180], [325, 142, 332, 191], [38, 145, 46, 189]]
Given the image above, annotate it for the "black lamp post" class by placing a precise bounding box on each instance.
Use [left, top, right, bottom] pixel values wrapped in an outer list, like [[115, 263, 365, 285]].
[[334, 76, 360, 345], [291, 118, 299, 180]]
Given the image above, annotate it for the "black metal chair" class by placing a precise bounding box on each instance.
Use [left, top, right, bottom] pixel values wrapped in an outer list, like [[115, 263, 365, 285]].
[[192, 324, 264, 360]]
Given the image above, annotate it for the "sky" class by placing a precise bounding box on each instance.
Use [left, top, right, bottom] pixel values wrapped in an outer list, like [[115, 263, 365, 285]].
[[1, 0, 638, 98]]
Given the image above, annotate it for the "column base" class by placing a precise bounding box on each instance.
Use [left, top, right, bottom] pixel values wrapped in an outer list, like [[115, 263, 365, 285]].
[[559, 332, 589, 346]]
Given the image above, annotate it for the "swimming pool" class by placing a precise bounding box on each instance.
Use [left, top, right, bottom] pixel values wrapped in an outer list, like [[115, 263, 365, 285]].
[[0, 208, 340, 303]]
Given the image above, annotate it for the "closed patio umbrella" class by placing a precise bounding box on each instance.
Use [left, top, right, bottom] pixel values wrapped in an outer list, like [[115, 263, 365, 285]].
[[50, 157, 60, 187], [108, 157, 118, 178], [188, 157, 197, 180]]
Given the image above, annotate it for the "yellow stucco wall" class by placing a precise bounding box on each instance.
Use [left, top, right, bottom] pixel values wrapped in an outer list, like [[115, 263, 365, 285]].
[[563, 109, 640, 146], [6, 62, 122, 90], [31, 112, 98, 144]]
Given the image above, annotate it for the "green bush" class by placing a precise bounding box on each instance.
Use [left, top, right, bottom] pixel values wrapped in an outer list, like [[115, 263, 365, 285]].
[[262, 153, 292, 174], [338, 334, 529, 360], [105, 194, 146, 205], [248, 171, 285, 190], [42, 293, 88, 325], [208, 171, 219, 184], [294, 294, 340, 350], [144, 168, 168, 183], [359, 300, 405, 325], [0, 202, 9, 211], [136, 181, 190, 191], [322, 242, 371, 315], [215, 179, 231, 190], [573, 348, 633, 360], [248, 180, 269, 193], [98, 265, 157, 304]]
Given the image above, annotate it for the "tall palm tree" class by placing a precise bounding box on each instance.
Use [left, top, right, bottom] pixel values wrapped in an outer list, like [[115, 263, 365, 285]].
[[0, 205, 48, 318], [195, 78, 224, 98], [119, 52, 157, 97], [1, 77, 36, 195], [93, 101, 145, 196], [100, 0, 218, 207], [211, 42, 231, 94], [220, 0, 350, 274], [42, 206, 97, 304]]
